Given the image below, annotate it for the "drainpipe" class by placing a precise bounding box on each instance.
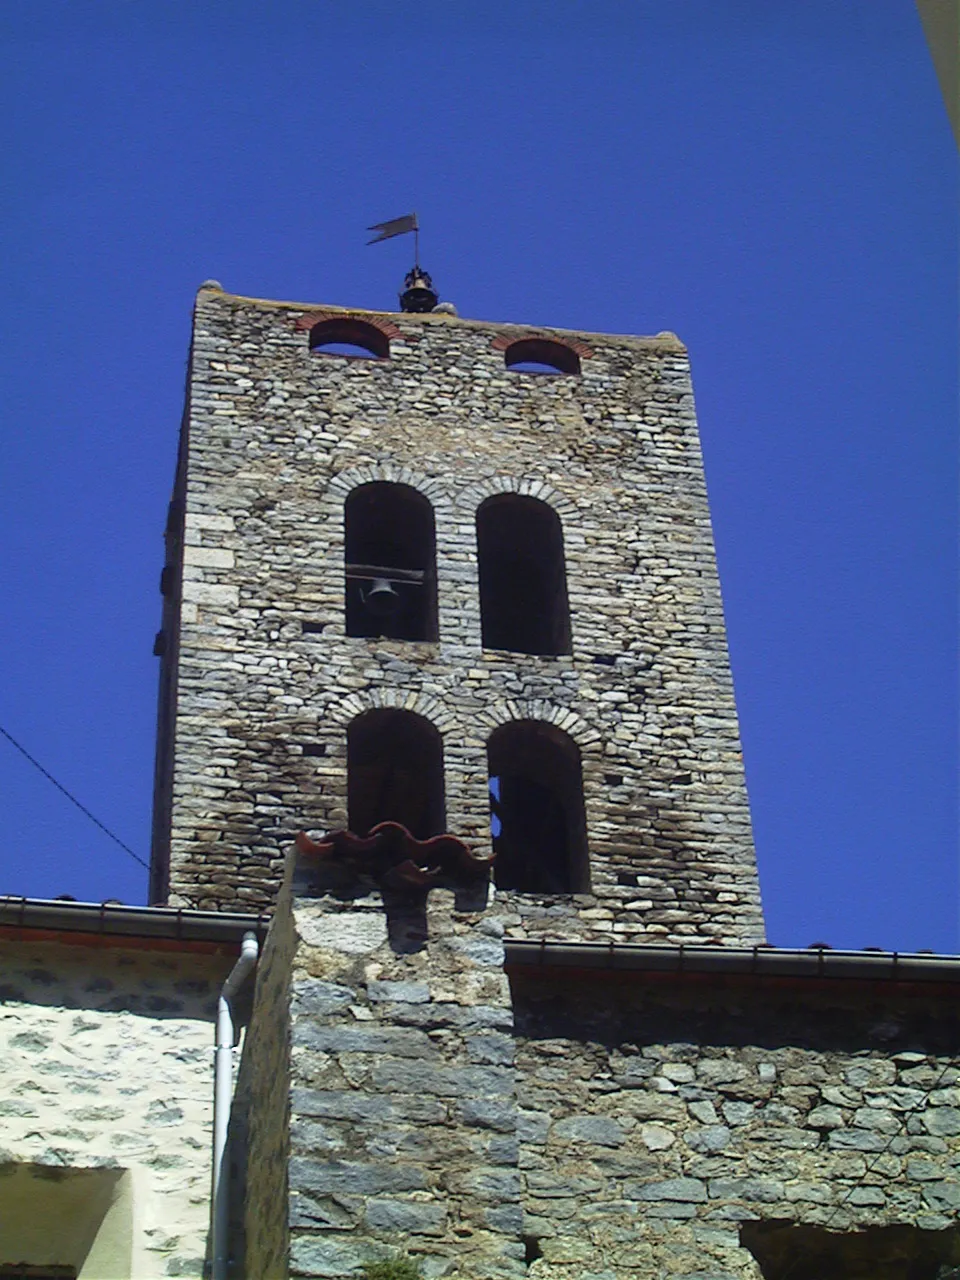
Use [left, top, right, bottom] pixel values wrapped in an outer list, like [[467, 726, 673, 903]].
[[212, 930, 259, 1280]]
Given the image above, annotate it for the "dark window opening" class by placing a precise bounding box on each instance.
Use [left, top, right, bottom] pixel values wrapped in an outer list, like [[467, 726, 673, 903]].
[[741, 1221, 960, 1280], [504, 338, 580, 376], [348, 709, 445, 840], [476, 495, 571, 656], [487, 721, 588, 893], [309, 318, 389, 360], [523, 1237, 543, 1265], [345, 483, 438, 641]]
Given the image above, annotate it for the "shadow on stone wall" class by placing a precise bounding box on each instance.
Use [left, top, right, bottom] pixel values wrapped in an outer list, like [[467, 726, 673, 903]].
[[510, 972, 960, 1057]]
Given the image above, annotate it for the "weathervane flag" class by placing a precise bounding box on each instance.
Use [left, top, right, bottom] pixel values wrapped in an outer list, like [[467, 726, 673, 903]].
[[366, 213, 418, 245]]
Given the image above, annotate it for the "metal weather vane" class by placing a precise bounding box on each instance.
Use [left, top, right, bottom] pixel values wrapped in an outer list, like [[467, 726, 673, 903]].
[[367, 212, 420, 265]]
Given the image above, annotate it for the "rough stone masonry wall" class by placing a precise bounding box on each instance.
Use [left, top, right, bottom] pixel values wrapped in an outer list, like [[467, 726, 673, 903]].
[[156, 286, 763, 944], [241, 854, 525, 1279], [510, 970, 960, 1278], [241, 876, 295, 1279], [0, 937, 232, 1278]]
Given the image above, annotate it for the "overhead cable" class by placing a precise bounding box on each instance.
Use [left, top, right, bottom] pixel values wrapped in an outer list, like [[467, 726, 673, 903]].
[[0, 722, 149, 871]]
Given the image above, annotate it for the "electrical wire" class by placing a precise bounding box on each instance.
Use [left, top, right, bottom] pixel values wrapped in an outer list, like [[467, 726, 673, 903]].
[[0, 722, 150, 871]]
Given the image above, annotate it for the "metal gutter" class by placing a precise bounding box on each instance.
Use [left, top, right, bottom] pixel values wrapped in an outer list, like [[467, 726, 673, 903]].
[[0, 896, 269, 946], [504, 940, 960, 985], [4, 898, 957, 983]]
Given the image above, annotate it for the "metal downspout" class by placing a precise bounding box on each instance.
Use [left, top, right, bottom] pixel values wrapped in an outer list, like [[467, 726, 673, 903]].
[[212, 930, 259, 1280]]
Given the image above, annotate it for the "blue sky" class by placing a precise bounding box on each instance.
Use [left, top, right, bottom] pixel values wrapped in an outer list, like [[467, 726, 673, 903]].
[[1, 2, 956, 951]]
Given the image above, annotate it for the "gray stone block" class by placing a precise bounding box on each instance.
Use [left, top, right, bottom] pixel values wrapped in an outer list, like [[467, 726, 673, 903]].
[[707, 1177, 784, 1203], [923, 1107, 960, 1137], [553, 1115, 625, 1146], [289, 1235, 371, 1278], [294, 1023, 436, 1058], [367, 980, 431, 1004], [685, 1124, 731, 1153], [455, 1098, 517, 1132], [467, 1033, 516, 1066], [290, 1158, 427, 1195], [365, 1198, 447, 1233], [627, 1177, 707, 1202], [292, 980, 355, 1015], [463, 1167, 522, 1202], [371, 1061, 514, 1098], [484, 1204, 524, 1233], [293, 1088, 446, 1124], [517, 1110, 551, 1144]]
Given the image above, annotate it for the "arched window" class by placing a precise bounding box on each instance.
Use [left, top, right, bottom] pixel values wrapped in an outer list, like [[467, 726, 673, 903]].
[[310, 317, 390, 360], [487, 721, 588, 893], [348, 710, 445, 840], [345, 483, 438, 641], [503, 338, 580, 376], [476, 495, 571, 656]]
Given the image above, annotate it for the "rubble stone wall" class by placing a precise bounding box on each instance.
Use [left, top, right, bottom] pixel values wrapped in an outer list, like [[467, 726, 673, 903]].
[[269, 868, 524, 1279], [510, 970, 960, 1278], [155, 287, 763, 944], [241, 879, 295, 1279]]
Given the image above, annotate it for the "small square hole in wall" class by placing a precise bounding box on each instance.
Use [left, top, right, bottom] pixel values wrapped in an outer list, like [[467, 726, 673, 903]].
[[301, 743, 326, 757], [301, 621, 326, 634]]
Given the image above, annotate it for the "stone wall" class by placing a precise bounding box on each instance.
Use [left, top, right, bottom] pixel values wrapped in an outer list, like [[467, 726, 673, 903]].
[[153, 287, 763, 945], [236, 858, 960, 1279], [241, 877, 295, 1278], [0, 936, 233, 1278], [244, 855, 526, 1278], [510, 968, 960, 1278]]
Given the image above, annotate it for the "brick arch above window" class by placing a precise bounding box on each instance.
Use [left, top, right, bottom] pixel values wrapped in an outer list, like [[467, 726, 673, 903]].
[[475, 700, 601, 752], [454, 475, 578, 526], [491, 331, 593, 372], [304, 316, 391, 360], [323, 463, 451, 513], [295, 310, 404, 340], [327, 687, 457, 735]]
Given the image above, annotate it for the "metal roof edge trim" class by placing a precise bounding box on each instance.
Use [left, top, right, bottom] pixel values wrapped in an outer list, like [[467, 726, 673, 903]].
[[503, 940, 960, 984], [0, 896, 270, 945]]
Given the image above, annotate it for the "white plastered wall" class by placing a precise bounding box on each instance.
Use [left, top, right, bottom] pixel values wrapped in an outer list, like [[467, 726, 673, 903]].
[[0, 937, 236, 1279]]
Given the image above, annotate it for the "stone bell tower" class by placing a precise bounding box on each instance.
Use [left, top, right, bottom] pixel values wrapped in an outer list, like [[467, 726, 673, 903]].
[[150, 271, 764, 946]]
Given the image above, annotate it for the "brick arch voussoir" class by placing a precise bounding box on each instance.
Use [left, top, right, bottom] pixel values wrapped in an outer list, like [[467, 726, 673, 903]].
[[294, 310, 403, 341], [456, 475, 578, 527], [323, 464, 452, 513], [327, 689, 457, 737], [475, 701, 601, 753], [490, 331, 594, 359]]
